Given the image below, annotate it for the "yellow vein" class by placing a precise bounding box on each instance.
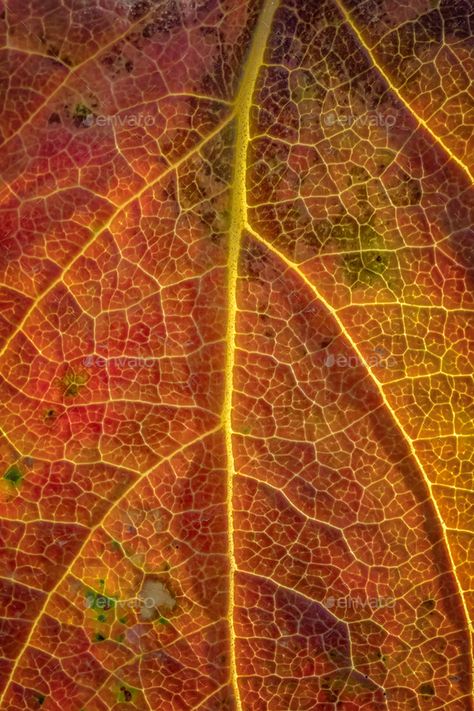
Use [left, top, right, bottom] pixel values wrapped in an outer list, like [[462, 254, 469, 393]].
[[0, 113, 233, 360], [332, 0, 473, 184], [222, 1, 279, 707], [246, 221, 474, 651]]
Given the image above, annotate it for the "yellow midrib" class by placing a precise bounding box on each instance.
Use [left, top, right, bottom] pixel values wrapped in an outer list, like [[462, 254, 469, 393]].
[[222, 1, 279, 707]]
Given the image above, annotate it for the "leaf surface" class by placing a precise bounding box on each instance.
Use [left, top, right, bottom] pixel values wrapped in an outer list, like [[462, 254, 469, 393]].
[[0, 1, 472, 709]]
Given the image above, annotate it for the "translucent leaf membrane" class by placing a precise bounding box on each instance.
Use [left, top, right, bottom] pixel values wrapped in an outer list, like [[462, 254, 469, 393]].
[[248, 0, 473, 634], [0, 0, 472, 709], [340, 0, 474, 177]]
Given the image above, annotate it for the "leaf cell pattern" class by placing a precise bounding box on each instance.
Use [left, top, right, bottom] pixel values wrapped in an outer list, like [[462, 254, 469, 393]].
[[0, 0, 472, 709]]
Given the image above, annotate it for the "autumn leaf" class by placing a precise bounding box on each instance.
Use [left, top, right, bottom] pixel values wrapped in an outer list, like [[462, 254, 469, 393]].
[[0, 0, 472, 709]]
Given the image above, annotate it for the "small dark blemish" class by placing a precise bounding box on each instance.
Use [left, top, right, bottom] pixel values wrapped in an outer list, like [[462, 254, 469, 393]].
[[420, 598, 435, 611], [48, 112, 61, 124], [120, 686, 133, 702], [142, 23, 157, 38], [44, 408, 57, 423], [419, 683, 435, 696]]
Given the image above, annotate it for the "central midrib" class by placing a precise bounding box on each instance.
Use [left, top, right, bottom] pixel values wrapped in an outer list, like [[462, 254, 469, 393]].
[[222, 0, 279, 707]]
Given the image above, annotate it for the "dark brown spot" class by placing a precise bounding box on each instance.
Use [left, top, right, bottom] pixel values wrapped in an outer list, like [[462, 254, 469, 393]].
[[128, 0, 150, 21], [420, 598, 435, 611], [419, 683, 435, 696], [44, 408, 57, 423], [142, 22, 158, 38]]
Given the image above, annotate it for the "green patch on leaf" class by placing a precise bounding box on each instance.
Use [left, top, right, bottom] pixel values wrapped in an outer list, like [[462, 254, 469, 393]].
[[85, 588, 116, 613], [157, 616, 169, 625], [4, 465, 22, 485], [94, 633, 106, 642], [73, 103, 93, 127], [343, 250, 389, 286], [62, 371, 88, 397]]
